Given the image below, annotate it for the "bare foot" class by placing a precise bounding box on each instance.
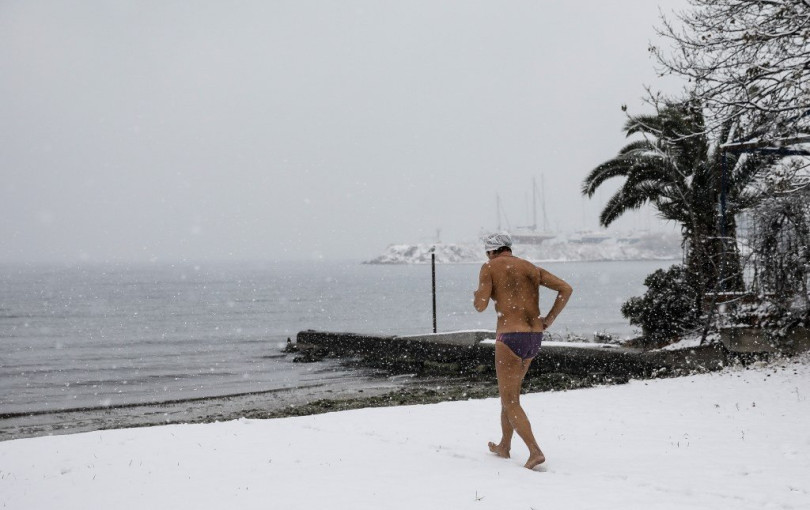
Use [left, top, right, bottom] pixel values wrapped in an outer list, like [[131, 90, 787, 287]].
[[487, 441, 511, 459], [524, 451, 546, 470]]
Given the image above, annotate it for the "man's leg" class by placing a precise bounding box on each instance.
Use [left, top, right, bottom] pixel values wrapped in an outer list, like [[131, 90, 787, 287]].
[[489, 405, 514, 458], [489, 346, 532, 458], [490, 341, 545, 469]]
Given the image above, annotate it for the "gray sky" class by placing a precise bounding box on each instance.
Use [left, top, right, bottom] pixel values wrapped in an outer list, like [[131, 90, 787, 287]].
[[1, 0, 687, 264]]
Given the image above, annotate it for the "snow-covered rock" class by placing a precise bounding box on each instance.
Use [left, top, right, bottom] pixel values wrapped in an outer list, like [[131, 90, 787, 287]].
[[364, 243, 483, 264], [366, 231, 681, 264]]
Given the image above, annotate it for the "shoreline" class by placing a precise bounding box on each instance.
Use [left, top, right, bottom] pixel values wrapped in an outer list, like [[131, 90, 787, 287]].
[[0, 371, 403, 442], [2, 327, 782, 443], [0, 342, 735, 442], [0, 373, 616, 443], [1, 342, 640, 442]]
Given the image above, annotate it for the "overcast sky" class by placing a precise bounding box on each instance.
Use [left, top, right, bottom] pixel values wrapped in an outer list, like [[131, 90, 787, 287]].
[[1, 0, 688, 264]]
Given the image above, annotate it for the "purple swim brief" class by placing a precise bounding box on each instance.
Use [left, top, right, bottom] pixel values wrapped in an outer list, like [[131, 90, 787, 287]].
[[496, 332, 543, 360]]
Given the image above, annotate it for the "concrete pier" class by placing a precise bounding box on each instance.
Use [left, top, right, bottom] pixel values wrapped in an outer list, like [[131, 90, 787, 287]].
[[294, 330, 730, 381], [719, 326, 810, 354]]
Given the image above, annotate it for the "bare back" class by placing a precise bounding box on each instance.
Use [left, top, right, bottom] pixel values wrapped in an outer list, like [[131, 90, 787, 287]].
[[474, 252, 573, 334], [478, 255, 543, 333]]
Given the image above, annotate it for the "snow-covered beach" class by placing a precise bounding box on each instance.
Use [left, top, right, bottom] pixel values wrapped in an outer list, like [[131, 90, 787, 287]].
[[2, 354, 808, 510]]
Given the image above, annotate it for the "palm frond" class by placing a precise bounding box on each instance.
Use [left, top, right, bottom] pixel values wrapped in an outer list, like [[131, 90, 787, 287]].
[[598, 180, 669, 227], [624, 162, 680, 189], [581, 156, 636, 197], [624, 115, 665, 138], [728, 152, 781, 200], [730, 188, 765, 214], [618, 139, 658, 156]]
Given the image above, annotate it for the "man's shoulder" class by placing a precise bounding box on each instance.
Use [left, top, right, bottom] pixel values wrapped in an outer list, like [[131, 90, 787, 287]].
[[506, 254, 535, 266], [491, 255, 537, 270]]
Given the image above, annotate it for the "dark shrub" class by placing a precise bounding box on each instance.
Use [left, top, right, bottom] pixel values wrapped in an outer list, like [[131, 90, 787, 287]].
[[622, 265, 700, 345]]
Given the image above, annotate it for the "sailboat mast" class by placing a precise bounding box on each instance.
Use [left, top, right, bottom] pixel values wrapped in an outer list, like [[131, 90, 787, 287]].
[[496, 193, 501, 231], [540, 174, 549, 232]]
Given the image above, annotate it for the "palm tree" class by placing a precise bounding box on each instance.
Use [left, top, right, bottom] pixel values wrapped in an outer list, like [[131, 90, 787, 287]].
[[582, 101, 779, 308]]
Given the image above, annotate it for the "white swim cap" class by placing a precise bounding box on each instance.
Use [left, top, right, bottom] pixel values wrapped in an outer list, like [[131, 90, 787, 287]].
[[483, 232, 512, 252]]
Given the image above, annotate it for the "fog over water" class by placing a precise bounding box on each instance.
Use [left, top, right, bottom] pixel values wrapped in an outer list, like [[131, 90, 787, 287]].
[[1, 0, 687, 264]]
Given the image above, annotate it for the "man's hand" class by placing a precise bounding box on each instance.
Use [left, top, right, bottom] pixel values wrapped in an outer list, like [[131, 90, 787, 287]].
[[539, 268, 573, 330], [473, 263, 493, 312]]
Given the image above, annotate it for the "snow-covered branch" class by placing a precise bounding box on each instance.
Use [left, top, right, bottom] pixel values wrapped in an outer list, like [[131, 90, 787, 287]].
[[654, 0, 810, 139]]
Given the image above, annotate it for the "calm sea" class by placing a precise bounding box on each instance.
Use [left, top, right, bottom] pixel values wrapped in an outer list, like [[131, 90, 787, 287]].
[[0, 259, 675, 415]]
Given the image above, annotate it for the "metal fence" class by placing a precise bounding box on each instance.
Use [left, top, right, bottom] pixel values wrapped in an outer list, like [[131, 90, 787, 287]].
[[734, 188, 810, 310]]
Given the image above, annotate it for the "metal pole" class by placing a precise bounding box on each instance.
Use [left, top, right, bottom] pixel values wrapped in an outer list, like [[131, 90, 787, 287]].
[[720, 150, 728, 292], [720, 151, 728, 240], [431, 248, 437, 333], [531, 176, 537, 231]]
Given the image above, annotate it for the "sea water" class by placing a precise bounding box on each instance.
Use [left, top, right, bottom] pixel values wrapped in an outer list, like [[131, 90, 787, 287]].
[[0, 259, 676, 415]]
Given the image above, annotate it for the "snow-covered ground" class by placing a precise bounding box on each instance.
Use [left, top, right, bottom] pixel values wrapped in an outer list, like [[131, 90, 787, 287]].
[[366, 231, 681, 264], [2, 355, 808, 510]]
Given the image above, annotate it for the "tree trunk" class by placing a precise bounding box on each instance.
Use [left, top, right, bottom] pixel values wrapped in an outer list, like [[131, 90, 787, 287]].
[[685, 216, 744, 314]]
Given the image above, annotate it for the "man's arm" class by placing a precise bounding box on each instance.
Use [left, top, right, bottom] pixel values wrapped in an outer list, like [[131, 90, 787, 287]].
[[473, 263, 492, 312], [538, 267, 573, 329]]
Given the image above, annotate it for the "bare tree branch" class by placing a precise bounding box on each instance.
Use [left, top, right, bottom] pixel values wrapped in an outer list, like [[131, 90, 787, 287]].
[[653, 0, 810, 140]]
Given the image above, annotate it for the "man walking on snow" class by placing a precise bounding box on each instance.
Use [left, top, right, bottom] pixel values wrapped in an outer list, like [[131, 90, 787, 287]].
[[474, 233, 573, 469]]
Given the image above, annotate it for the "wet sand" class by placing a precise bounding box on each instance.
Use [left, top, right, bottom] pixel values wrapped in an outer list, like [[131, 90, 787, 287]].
[[0, 367, 614, 442], [0, 374, 408, 441], [1, 340, 736, 442]]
